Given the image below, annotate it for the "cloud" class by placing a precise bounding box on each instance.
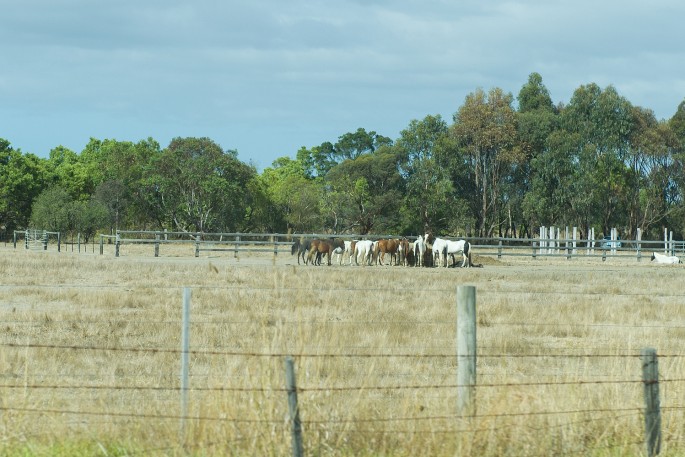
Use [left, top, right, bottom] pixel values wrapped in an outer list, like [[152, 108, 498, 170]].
[[2, 0, 685, 168]]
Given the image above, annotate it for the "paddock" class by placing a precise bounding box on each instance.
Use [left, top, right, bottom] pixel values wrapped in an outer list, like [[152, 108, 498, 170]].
[[1, 244, 685, 455]]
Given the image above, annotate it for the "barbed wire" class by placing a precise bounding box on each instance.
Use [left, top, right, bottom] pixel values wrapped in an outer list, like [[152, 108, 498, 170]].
[[3, 377, 683, 394], [3, 282, 685, 299], [3, 341, 685, 360]]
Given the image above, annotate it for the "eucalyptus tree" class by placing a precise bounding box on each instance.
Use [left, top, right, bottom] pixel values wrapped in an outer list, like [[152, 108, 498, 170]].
[[624, 106, 679, 238], [0, 139, 49, 233], [396, 115, 466, 235], [142, 137, 256, 234], [451, 87, 520, 237], [561, 84, 634, 236], [298, 128, 393, 178], [260, 156, 323, 233], [82, 137, 162, 231], [325, 145, 404, 234], [667, 100, 685, 235], [515, 73, 559, 236], [47, 146, 96, 201]]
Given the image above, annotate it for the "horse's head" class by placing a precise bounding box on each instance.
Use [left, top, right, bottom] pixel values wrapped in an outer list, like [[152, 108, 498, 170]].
[[424, 232, 435, 247]]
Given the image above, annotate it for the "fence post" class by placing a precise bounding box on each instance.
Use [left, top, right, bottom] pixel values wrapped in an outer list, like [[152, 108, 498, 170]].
[[456, 285, 477, 416], [77, 233, 81, 253], [497, 240, 502, 260], [234, 235, 240, 259], [57, 232, 61, 253], [180, 288, 191, 445], [532, 241, 537, 259], [99, 235, 104, 255], [115, 233, 120, 257], [285, 356, 304, 457], [637, 228, 642, 262], [155, 233, 160, 257], [642, 347, 661, 457]]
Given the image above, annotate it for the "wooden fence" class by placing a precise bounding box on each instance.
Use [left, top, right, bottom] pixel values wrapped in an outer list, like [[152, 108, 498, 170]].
[[100, 229, 685, 262], [11, 227, 685, 262]]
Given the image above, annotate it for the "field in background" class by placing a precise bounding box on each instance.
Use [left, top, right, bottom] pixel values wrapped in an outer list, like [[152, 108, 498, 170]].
[[1, 244, 685, 456]]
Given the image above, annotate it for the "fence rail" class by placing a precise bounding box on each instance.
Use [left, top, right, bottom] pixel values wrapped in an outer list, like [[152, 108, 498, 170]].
[[107, 229, 685, 261]]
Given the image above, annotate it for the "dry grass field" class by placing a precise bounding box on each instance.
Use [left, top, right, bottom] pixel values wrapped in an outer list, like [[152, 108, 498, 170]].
[[1, 241, 685, 456]]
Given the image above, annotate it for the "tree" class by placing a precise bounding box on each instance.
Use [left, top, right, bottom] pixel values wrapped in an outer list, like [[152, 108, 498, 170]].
[[451, 88, 520, 237], [47, 146, 95, 201], [0, 139, 49, 233], [326, 146, 403, 234], [561, 84, 634, 235], [142, 137, 257, 234], [298, 128, 393, 177], [396, 115, 465, 235], [30, 186, 73, 233], [516, 73, 560, 235], [261, 156, 323, 233]]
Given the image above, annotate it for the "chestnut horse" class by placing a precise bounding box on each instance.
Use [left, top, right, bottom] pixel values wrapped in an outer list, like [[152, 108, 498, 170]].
[[375, 238, 400, 266]]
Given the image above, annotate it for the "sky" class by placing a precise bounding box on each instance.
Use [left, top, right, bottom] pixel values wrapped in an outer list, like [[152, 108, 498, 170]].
[[2, 1, 685, 171]]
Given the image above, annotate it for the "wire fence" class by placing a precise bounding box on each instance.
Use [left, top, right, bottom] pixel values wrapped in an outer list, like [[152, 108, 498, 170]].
[[1, 277, 682, 454]]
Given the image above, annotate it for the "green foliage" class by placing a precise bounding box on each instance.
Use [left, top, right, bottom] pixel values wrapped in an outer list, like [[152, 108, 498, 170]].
[[29, 186, 73, 232], [3, 75, 685, 240], [0, 142, 49, 232], [141, 137, 257, 233]]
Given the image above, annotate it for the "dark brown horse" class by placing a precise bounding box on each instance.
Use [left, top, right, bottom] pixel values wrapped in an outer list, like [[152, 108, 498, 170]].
[[291, 238, 313, 265]]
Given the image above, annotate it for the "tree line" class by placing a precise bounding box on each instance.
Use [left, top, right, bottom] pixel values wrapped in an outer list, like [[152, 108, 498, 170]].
[[2, 73, 685, 242]]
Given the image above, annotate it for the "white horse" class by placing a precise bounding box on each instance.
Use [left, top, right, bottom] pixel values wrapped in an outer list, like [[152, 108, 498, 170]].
[[651, 252, 681, 264], [333, 240, 356, 265], [354, 240, 374, 266], [445, 239, 471, 268], [425, 233, 448, 267], [413, 235, 426, 267]]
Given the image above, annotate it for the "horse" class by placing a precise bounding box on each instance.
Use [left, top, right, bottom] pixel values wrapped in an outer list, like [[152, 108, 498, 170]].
[[397, 238, 412, 266], [445, 239, 471, 268], [291, 238, 312, 265], [375, 239, 400, 266], [335, 240, 356, 266], [425, 232, 448, 267], [651, 252, 681, 264], [413, 235, 426, 267], [354, 240, 374, 266], [307, 239, 334, 266]]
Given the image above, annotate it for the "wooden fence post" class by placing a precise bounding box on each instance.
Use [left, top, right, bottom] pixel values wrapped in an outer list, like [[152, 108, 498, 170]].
[[115, 234, 120, 257], [637, 228, 642, 262], [180, 288, 191, 445], [154, 233, 160, 257], [497, 240, 502, 259], [642, 348, 661, 457], [99, 235, 104, 255], [457, 285, 477, 416], [285, 356, 304, 457]]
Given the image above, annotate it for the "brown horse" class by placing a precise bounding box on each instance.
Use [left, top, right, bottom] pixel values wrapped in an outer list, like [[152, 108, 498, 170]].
[[397, 238, 412, 266], [307, 239, 334, 266], [375, 239, 400, 266]]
